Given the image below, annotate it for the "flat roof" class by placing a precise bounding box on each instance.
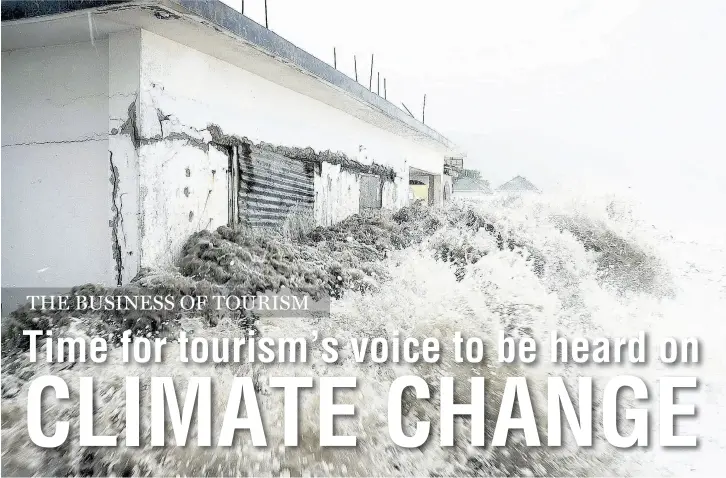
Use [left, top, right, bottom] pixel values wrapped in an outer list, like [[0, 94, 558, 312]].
[[2, 0, 456, 151]]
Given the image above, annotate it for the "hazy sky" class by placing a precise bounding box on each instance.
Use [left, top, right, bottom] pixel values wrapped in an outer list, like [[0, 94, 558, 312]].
[[220, 0, 726, 204]]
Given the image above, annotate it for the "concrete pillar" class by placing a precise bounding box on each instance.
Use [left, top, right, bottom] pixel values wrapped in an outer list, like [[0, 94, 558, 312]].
[[108, 29, 142, 284], [443, 174, 453, 203], [431, 174, 443, 206]]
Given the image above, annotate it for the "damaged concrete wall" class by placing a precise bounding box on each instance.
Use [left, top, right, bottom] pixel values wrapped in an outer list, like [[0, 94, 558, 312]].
[[1, 40, 112, 288], [138, 141, 229, 268], [136, 31, 439, 240], [314, 162, 361, 226], [1, 26, 443, 288], [108, 30, 141, 285], [382, 174, 406, 210]]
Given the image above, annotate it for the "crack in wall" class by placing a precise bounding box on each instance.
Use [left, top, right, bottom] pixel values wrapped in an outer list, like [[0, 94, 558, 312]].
[[206, 124, 398, 181], [109, 102, 402, 271], [156, 109, 171, 138], [119, 100, 140, 148], [196, 189, 213, 228], [3, 134, 108, 148], [139, 185, 147, 240], [115, 102, 394, 181], [140, 131, 210, 152], [116, 101, 209, 152], [109, 151, 125, 286]]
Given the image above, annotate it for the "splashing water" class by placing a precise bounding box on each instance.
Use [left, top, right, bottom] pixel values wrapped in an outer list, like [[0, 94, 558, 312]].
[[2, 193, 724, 476]]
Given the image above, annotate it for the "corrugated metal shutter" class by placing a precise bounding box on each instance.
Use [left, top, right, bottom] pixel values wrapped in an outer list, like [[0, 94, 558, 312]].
[[238, 146, 315, 228], [359, 174, 382, 213]]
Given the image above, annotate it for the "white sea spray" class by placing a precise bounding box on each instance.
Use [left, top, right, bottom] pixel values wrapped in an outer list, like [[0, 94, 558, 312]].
[[1, 193, 723, 476]]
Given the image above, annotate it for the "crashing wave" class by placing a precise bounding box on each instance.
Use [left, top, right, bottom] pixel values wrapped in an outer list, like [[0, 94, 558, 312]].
[[1, 193, 695, 476]]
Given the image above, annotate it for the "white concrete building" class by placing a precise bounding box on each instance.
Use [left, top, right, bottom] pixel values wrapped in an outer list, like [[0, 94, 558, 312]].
[[1, 0, 458, 292]]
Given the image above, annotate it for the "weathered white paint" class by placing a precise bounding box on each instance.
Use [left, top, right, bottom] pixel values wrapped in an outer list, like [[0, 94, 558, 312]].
[[314, 163, 361, 226], [1, 40, 111, 288], [138, 142, 229, 268], [135, 29, 442, 174], [135, 30, 442, 265], [383, 175, 407, 211]]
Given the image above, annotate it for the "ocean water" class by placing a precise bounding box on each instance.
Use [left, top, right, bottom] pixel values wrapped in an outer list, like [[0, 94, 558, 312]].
[[1, 192, 724, 476]]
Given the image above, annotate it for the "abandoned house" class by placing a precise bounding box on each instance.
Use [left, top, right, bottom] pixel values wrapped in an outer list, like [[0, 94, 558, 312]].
[[1, 0, 459, 293]]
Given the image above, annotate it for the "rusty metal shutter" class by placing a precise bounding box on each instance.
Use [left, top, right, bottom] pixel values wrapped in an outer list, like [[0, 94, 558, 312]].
[[238, 146, 315, 228], [359, 174, 382, 213]]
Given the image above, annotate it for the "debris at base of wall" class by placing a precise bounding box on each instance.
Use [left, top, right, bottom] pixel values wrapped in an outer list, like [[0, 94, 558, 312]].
[[1, 199, 670, 374], [1, 270, 221, 353], [2, 202, 443, 353]]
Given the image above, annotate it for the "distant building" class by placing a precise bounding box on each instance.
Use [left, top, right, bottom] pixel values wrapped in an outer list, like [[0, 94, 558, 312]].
[[445, 156, 464, 169], [497, 175, 540, 194], [452, 175, 493, 200]]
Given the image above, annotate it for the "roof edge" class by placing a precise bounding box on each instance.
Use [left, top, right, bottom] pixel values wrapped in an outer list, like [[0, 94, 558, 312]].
[[1, 0, 129, 20], [168, 0, 454, 149], [2, 0, 456, 150]]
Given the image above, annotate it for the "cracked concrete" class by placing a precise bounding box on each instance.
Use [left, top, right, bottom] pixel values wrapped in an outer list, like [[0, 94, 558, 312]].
[[115, 101, 396, 182], [118, 100, 140, 149], [116, 100, 212, 153], [109, 152, 125, 286], [141, 131, 210, 152], [3, 24, 436, 291], [206, 124, 398, 181], [156, 109, 171, 137], [107, 79, 410, 270], [2, 134, 108, 148], [137, 136, 228, 270], [112, 99, 405, 240]]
